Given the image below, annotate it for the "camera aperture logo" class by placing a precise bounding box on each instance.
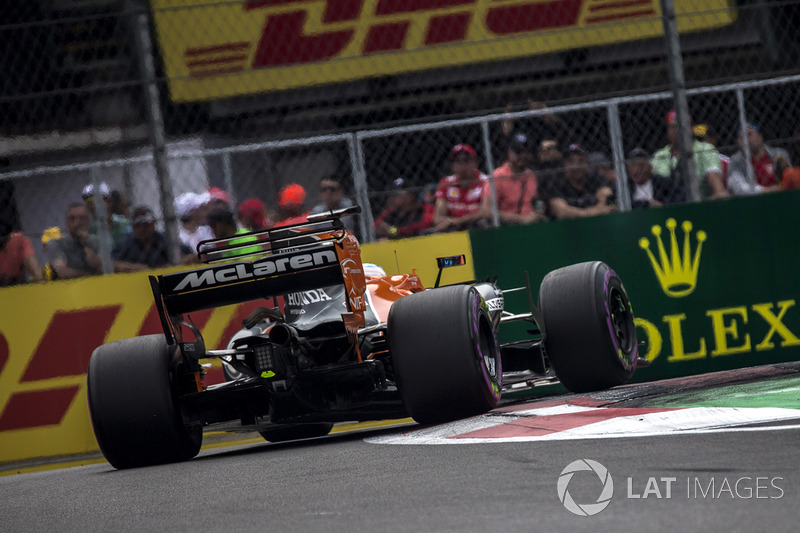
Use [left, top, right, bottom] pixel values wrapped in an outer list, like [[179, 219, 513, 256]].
[[558, 460, 785, 516], [557, 459, 614, 516]]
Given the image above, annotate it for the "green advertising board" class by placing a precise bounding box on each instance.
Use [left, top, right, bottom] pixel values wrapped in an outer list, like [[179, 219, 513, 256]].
[[469, 190, 800, 382]]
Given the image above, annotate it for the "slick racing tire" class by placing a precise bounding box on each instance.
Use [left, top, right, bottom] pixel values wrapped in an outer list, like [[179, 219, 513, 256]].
[[258, 423, 334, 443], [389, 285, 502, 425], [87, 335, 202, 469], [539, 261, 638, 393]]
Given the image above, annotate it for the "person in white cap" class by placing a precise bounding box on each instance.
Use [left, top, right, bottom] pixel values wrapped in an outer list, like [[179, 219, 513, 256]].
[[176, 191, 214, 257]]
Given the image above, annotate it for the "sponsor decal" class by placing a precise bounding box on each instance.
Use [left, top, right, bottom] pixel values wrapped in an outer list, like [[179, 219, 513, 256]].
[[639, 217, 706, 298], [634, 217, 800, 364], [169, 249, 338, 292], [287, 288, 334, 306], [151, 0, 736, 100], [486, 297, 503, 312]]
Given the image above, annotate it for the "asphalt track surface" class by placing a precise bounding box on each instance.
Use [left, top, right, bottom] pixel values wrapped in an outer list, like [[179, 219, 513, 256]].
[[3, 363, 800, 532]]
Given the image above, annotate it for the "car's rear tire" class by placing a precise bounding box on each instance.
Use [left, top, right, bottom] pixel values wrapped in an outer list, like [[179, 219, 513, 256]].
[[539, 261, 638, 393], [389, 285, 502, 424], [258, 423, 334, 443], [87, 335, 202, 469]]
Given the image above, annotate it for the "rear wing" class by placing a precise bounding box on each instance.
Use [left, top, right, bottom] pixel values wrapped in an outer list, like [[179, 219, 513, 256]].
[[150, 206, 362, 343]]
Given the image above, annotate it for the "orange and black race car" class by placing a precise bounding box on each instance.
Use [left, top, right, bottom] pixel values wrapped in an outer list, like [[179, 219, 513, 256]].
[[87, 206, 646, 469]]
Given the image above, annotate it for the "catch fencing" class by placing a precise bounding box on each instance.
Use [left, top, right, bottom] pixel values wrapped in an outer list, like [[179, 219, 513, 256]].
[[2, 73, 799, 271]]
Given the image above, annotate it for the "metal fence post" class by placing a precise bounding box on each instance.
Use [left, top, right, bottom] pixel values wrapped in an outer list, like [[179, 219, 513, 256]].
[[130, 0, 181, 264], [222, 152, 236, 207], [90, 166, 114, 274], [736, 88, 757, 188], [480, 120, 500, 227], [349, 134, 375, 243], [606, 102, 632, 212], [660, 0, 700, 202]]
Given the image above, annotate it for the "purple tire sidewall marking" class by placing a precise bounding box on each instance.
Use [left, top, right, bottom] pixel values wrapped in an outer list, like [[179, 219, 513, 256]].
[[471, 291, 502, 400], [603, 268, 637, 372]]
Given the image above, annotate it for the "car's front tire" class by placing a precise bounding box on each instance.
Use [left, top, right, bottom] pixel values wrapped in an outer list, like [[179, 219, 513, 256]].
[[539, 261, 638, 392], [87, 335, 202, 469], [389, 285, 502, 424]]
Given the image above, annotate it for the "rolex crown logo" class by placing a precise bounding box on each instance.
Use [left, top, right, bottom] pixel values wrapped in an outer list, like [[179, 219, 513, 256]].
[[639, 218, 707, 298]]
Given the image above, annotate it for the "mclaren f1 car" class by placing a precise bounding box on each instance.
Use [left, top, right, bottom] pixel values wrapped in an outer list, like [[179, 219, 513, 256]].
[[87, 206, 644, 469]]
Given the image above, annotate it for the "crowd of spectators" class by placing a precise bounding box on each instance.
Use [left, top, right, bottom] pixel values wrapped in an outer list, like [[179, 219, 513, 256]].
[[2, 106, 799, 286]]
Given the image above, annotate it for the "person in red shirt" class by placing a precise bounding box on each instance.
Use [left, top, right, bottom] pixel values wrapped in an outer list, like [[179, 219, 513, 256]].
[[0, 221, 43, 286], [483, 133, 545, 225], [275, 183, 310, 227], [728, 122, 791, 195], [432, 144, 490, 232]]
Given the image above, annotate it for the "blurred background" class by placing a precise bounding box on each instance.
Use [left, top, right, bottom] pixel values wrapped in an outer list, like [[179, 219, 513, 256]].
[[1, 0, 798, 264]]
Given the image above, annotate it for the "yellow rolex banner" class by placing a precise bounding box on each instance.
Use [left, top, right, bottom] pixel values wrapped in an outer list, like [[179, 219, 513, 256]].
[[151, 0, 737, 102]]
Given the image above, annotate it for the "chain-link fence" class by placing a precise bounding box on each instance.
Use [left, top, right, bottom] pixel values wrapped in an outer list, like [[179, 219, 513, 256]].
[[1, 1, 799, 279]]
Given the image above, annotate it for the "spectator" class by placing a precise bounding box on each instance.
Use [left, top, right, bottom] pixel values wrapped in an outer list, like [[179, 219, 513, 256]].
[[46, 202, 103, 280], [651, 110, 726, 200], [727, 122, 791, 196], [0, 220, 43, 286], [176, 191, 214, 253], [483, 132, 545, 225], [237, 198, 271, 231], [693, 123, 729, 186], [589, 152, 616, 189], [432, 144, 490, 232], [533, 138, 564, 192], [626, 148, 686, 208], [542, 144, 617, 220], [81, 182, 130, 249], [109, 189, 131, 219], [374, 178, 433, 239], [41, 226, 62, 281], [500, 100, 567, 153], [275, 183, 310, 227], [112, 205, 180, 272], [311, 177, 357, 234], [206, 206, 260, 258], [207, 186, 232, 210]]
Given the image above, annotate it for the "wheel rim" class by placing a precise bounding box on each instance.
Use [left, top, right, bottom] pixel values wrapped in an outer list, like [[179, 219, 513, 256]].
[[608, 286, 636, 369]]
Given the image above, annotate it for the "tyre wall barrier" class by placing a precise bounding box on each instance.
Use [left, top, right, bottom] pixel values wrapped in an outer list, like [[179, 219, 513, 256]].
[[0, 232, 473, 464], [469, 190, 800, 382]]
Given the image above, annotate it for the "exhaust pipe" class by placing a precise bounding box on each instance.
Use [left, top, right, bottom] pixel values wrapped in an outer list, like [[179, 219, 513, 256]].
[[268, 323, 298, 346]]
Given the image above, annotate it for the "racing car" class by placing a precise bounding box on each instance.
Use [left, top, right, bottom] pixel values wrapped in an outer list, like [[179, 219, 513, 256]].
[[87, 206, 644, 469]]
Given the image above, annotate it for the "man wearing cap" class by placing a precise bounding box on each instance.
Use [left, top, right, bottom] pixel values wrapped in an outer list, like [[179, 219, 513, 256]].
[[374, 178, 433, 239], [205, 206, 261, 259], [542, 144, 617, 219], [46, 203, 103, 279], [727, 122, 791, 196], [651, 110, 726, 200], [0, 219, 43, 286], [483, 133, 545, 225], [311, 177, 357, 235], [237, 198, 271, 231], [433, 144, 491, 232], [112, 205, 183, 272], [275, 183, 310, 227], [693, 123, 729, 186], [626, 148, 686, 208], [176, 191, 214, 253]]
